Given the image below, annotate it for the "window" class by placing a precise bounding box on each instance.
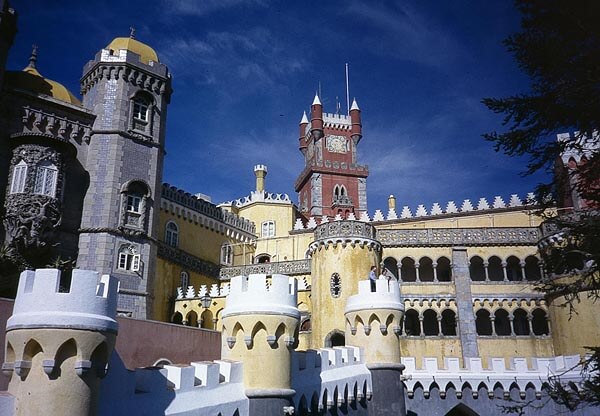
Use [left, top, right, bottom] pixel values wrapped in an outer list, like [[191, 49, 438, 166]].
[[34, 161, 58, 197], [180, 271, 189, 289], [261, 220, 275, 238], [220, 243, 233, 265], [118, 245, 140, 272], [330, 273, 341, 298], [165, 221, 179, 247], [127, 195, 142, 213], [10, 160, 27, 194], [133, 99, 149, 121]]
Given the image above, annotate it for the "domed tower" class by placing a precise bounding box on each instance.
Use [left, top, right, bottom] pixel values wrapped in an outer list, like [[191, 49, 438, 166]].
[[77, 31, 172, 318], [345, 279, 406, 415], [2, 268, 118, 415], [308, 220, 381, 348], [221, 274, 300, 415]]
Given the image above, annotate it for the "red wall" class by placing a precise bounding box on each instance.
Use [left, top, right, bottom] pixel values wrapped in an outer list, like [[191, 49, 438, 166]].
[[0, 298, 221, 390]]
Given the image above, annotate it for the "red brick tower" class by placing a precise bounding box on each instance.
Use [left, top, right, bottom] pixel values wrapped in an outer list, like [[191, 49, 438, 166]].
[[295, 94, 369, 219]]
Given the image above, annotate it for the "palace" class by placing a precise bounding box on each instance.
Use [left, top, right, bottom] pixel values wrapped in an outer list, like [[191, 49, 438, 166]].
[[0, 2, 598, 415]]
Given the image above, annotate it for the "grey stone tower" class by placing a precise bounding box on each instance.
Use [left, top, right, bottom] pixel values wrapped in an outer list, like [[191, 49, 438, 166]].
[[77, 33, 172, 319]]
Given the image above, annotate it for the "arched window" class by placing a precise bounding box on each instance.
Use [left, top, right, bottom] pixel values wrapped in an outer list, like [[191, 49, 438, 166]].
[[494, 309, 511, 336], [436, 256, 452, 282], [423, 309, 439, 336], [506, 256, 523, 281], [513, 308, 530, 335], [133, 98, 149, 121], [441, 310, 457, 336], [220, 243, 233, 265], [121, 180, 150, 230], [383, 257, 398, 279], [165, 221, 179, 247], [404, 309, 420, 336], [10, 160, 28, 194], [532, 309, 549, 335], [255, 254, 271, 263], [524, 256, 542, 281], [488, 256, 504, 281], [261, 220, 275, 238], [180, 271, 189, 289], [419, 257, 434, 282], [34, 160, 58, 197], [475, 309, 492, 335], [400, 257, 416, 282], [333, 185, 340, 198], [117, 244, 140, 272], [469, 256, 486, 281]]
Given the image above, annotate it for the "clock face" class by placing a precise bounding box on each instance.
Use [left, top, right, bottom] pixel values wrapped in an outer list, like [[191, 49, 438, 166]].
[[326, 135, 348, 154]]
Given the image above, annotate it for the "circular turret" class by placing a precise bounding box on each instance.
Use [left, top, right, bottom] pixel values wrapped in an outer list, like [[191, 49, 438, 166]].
[[3, 269, 119, 416], [106, 35, 159, 64], [221, 273, 300, 413], [308, 220, 381, 348]]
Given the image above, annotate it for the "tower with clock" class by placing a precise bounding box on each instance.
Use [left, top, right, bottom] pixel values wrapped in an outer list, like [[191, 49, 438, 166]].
[[295, 93, 369, 219]]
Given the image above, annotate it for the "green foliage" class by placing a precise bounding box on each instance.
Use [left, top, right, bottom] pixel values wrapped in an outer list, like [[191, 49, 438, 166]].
[[483, 0, 600, 410]]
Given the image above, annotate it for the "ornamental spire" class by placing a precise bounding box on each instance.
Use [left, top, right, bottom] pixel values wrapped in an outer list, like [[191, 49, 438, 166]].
[[129, 26, 136, 39], [27, 44, 38, 69]]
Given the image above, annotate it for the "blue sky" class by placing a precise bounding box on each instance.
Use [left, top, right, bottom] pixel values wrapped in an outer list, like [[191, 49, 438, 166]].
[[8, 1, 548, 215]]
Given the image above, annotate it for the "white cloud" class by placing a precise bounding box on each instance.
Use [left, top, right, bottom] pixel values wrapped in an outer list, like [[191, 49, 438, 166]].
[[166, 0, 270, 16]]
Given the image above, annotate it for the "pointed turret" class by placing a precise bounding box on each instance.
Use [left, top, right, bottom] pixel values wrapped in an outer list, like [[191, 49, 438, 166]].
[[310, 92, 323, 140], [350, 97, 362, 143], [299, 111, 309, 153]]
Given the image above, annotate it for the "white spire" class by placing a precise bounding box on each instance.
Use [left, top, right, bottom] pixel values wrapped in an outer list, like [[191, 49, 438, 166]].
[[300, 111, 309, 124], [312, 92, 321, 106], [350, 97, 360, 111]]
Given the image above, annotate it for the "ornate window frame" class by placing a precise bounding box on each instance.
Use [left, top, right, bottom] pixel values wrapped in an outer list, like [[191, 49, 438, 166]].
[[10, 160, 28, 194], [117, 244, 141, 272], [165, 221, 179, 247], [261, 220, 275, 238]]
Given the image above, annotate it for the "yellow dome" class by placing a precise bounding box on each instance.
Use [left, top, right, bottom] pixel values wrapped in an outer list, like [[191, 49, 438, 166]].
[[106, 37, 159, 64], [5, 66, 81, 106]]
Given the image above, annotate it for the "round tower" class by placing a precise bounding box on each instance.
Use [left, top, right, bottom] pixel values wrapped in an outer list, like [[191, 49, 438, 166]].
[[221, 273, 300, 415], [298, 111, 309, 154], [345, 278, 406, 416], [2, 268, 119, 416], [309, 220, 381, 348], [310, 92, 323, 140], [253, 164, 268, 193], [350, 97, 362, 143], [388, 194, 396, 212]]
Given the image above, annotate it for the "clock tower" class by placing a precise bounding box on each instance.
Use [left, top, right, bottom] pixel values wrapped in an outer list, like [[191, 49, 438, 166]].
[[295, 93, 369, 219]]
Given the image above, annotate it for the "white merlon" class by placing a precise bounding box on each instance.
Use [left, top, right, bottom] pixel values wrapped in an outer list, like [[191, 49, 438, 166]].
[[347, 212, 357, 220], [334, 213, 343, 221], [461, 199, 474, 212], [224, 191, 292, 208], [373, 210, 384, 221], [386, 208, 397, 220], [359, 211, 370, 222], [400, 206, 412, 218], [509, 194, 522, 207], [306, 217, 318, 229], [294, 218, 305, 230], [477, 197, 490, 210], [415, 204, 427, 217], [7, 269, 118, 333], [222, 274, 300, 319], [177, 282, 230, 300], [323, 113, 352, 129], [430, 203, 443, 215], [350, 98, 360, 111], [345, 280, 404, 314], [402, 355, 584, 399], [493, 196, 506, 208], [292, 346, 372, 411], [446, 201, 458, 213], [320, 215, 329, 224]]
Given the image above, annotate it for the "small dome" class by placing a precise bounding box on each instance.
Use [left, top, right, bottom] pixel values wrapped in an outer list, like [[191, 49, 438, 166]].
[[106, 37, 159, 64], [5, 65, 81, 106]]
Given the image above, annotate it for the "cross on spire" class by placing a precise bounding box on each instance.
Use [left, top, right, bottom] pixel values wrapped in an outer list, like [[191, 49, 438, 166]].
[[129, 26, 136, 39], [28, 44, 38, 69]]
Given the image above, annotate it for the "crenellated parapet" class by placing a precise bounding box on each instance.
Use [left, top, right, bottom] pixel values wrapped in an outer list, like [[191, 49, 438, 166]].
[[291, 346, 372, 413], [402, 355, 583, 400], [221, 274, 300, 393], [7, 268, 118, 333], [99, 359, 248, 416], [308, 220, 380, 254]]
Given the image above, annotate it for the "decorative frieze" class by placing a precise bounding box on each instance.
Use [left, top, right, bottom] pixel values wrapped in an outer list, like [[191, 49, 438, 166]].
[[18, 106, 92, 143], [157, 242, 220, 279], [219, 259, 311, 280], [378, 227, 540, 247]]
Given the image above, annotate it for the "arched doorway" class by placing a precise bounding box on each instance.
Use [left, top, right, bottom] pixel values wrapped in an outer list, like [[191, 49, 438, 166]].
[[324, 329, 345, 347]]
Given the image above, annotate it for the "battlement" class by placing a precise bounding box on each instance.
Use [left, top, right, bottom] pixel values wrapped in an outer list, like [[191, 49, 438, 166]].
[[222, 191, 293, 208], [401, 355, 583, 399], [345, 280, 404, 314], [253, 164, 267, 173], [100, 359, 248, 415], [292, 346, 372, 411], [7, 269, 118, 333], [323, 112, 351, 129], [222, 274, 300, 319]]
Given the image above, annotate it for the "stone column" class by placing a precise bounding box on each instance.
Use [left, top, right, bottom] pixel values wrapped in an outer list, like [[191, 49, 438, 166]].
[[451, 247, 479, 359]]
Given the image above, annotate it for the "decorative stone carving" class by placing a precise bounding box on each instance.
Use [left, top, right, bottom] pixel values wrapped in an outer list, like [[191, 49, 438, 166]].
[[157, 242, 220, 279], [3, 194, 61, 253], [378, 227, 540, 247], [314, 220, 376, 241], [19, 106, 92, 143], [219, 259, 311, 280]]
